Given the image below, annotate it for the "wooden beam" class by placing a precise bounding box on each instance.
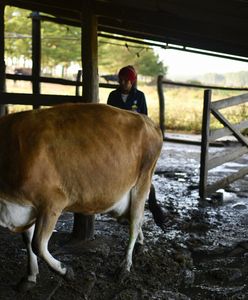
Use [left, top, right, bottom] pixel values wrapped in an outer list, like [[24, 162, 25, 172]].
[[31, 11, 41, 109], [6, 73, 118, 89], [72, 213, 95, 241], [209, 120, 248, 142], [6, 74, 81, 86], [212, 93, 248, 110], [71, 1, 98, 243], [81, 4, 98, 102], [75, 70, 82, 96], [211, 106, 248, 147], [33, 14, 80, 27], [199, 90, 211, 199], [0, 3, 6, 116], [98, 18, 248, 58], [5, 0, 248, 58], [0, 92, 82, 105], [157, 0, 248, 29], [206, 166, 248, 197], [96, 1, 247, 40], [208, 146, 248, 170], [5, 0, 80, 22], [95, 2, 248, 44], [162, 80, 248, 91], [157, 75, 165, 139]]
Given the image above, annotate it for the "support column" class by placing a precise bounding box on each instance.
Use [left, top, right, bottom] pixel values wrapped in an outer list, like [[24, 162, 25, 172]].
[[72, 213, 95, 241], [81, 5, 98, 102], [72, 4, 98, 241], [31, 11, 41, 109], [0, 4, 6, 116]]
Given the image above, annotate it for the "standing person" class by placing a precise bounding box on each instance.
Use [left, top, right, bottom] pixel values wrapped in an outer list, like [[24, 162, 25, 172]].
[[107, 65, 148, 115]]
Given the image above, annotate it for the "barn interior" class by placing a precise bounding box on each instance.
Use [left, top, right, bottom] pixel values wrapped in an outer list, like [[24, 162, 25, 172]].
[[1, 1, 248, 299]]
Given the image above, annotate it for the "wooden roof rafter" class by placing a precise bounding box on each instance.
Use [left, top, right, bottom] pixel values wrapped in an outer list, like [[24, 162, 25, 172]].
[[3, 0, 248, 60]]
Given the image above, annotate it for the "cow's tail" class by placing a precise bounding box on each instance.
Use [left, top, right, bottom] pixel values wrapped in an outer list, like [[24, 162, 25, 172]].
[[148, 184, 168, 232]]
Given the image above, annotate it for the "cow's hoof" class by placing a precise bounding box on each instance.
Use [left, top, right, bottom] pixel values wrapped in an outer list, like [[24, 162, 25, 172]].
[[16, 278, 36, 292], [115, 263, 131, 284], [118, 268, 130, 284], [65, 266, 75, 281]]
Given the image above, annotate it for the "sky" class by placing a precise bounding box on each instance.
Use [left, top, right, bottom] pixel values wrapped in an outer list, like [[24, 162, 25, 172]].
[[156, 48, 248, 80]]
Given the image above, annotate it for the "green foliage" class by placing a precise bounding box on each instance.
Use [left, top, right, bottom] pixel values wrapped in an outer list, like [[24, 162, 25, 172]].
[[98, 37, 167, 76], [5, 6, 32, 58], [137, 50, 167, 76], [41, 22, 81, 68], [5, 6, 167, 77]]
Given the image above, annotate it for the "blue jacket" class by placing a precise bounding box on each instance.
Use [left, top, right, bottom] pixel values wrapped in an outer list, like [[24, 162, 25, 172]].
[[107, 87, 148, 115]]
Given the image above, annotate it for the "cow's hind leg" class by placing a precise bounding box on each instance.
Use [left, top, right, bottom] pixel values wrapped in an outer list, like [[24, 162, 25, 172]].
[[17, 224, 39, 291], [31, 192, 74, 280], [122, 180, 151, 273]]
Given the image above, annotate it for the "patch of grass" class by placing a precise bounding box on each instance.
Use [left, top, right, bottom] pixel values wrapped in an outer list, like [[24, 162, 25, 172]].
[[6, 80, 248, 134]]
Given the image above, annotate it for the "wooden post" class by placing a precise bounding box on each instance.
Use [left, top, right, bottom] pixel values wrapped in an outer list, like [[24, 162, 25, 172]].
[[81, 6, 99, 102], [72, 213, 95, 241], [75, 70, 82, 96], [199, 89, 212, 199], [157, 75, 165, 139], [72, 4, 98, 241], [0, 3, 7, 116], [31, 11, 41, 109]]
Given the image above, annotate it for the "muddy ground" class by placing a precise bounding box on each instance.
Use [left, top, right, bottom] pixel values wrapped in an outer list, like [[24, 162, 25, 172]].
[[1, 137, 248, 300]]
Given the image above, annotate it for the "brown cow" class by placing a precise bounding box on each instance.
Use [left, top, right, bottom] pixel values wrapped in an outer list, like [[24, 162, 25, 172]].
[[0, 103, 163, 289]]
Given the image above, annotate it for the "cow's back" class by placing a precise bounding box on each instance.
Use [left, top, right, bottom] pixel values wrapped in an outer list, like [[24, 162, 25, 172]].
[[0, 104, 162, 212]]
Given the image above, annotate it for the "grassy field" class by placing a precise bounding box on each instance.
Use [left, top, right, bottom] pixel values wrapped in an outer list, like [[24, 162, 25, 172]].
[[5, 80, 248, 134]]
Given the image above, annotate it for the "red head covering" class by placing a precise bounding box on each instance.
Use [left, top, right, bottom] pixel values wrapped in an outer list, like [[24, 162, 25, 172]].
[[118, 66, 137, 84]]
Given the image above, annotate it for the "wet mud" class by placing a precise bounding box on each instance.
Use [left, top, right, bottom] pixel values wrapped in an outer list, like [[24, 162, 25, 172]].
[[1, 140, 248, 299]]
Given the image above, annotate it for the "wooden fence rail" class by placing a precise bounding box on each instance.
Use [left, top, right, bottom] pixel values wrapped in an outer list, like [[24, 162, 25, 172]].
[[6, 73, 118, 90], [199, 90, 248, 199], [1, 72, 118, 107], [156, 75, 248, 142]]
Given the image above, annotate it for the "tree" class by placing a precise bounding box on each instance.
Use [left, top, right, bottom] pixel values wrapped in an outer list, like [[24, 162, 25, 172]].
[[5, 6, 82, 73], [5, 6, 32, 60], [98, 37, 167, 76], [136, 49, 167, 76], [5, 6, 167, 77], [41, 22, 81, 70]]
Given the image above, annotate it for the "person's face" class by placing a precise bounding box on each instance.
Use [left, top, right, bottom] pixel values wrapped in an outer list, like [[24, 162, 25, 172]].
[[119, 78, 132, 94]]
